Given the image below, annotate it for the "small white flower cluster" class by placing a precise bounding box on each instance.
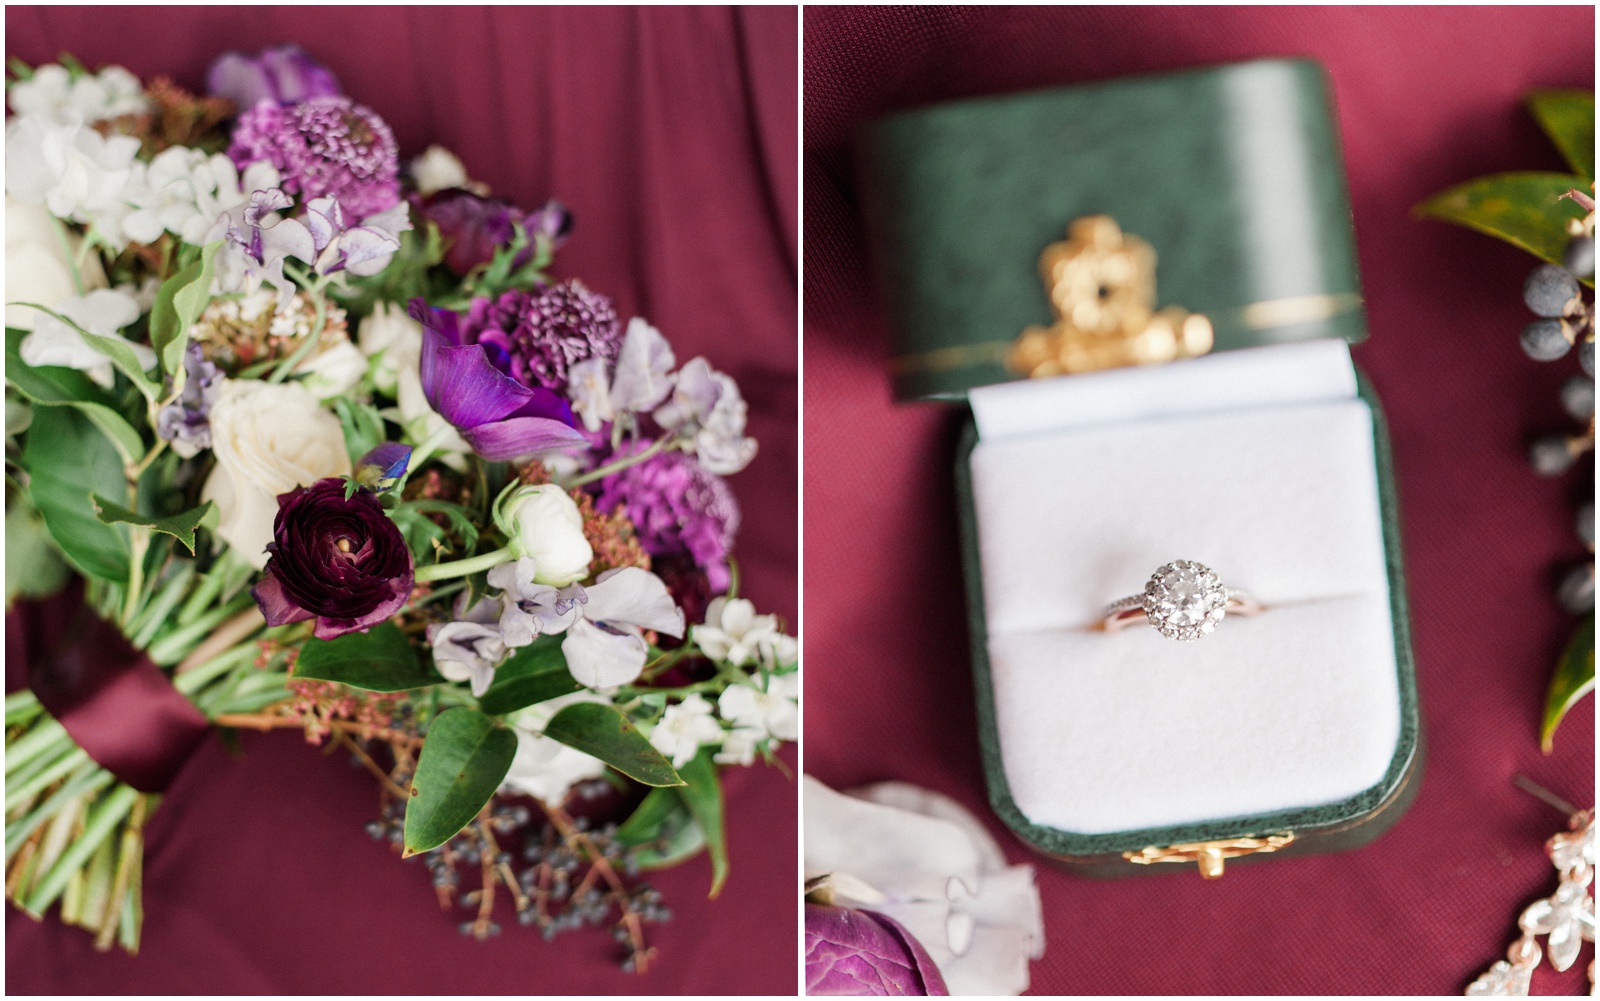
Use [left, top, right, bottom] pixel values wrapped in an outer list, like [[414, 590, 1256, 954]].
[[566, 318, 759, 475], [7, 63, 148, 122], [649, 598, 799, 769]]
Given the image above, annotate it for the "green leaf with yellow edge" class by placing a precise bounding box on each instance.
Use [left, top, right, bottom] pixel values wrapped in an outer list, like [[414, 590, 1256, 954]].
[[1415, 171, 1589, 267], [402, 707, 517, 856], [541, 702, 683, 788], [1542, 616, 1594, 753], [675, 749, 727, 898], [1528, 89, 1594, 182], [91, 496, 212, 554]]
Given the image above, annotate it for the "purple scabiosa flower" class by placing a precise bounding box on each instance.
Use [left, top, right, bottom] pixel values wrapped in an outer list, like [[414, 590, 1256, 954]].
[[805, 904, 950, 996], [460, 283, 621, 393], [408, 298, 587, 461], [155, 343, 222, 458], [251, 477, 415, 640], [207, 44, 341, 108], [591, 442, 740, 593], [228, 95, 400, 219]]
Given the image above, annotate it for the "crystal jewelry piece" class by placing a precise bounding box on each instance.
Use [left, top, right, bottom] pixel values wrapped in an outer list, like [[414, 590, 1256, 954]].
[[1101, 560, 1262, 641], [1466, 808, 1595, 996]]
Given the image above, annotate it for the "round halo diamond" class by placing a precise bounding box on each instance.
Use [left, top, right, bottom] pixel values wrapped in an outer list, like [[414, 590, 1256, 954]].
[[1140, 560, 1229, 641]]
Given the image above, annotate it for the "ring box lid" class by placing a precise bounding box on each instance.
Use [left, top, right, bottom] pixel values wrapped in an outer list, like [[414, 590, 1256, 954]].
[[857, 59, 1367, 401]]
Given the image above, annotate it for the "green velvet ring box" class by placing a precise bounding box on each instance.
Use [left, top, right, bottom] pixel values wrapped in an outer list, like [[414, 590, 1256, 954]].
[[858, 60, 1422, 878]]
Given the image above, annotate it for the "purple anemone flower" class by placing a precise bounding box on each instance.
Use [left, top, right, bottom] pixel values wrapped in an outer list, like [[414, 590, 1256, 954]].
[[407, 298, 588, 461], [207, 44, 341, 108], [805, 903, 949, 996]]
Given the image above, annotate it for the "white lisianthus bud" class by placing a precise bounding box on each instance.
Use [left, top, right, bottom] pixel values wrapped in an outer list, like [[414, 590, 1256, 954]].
[[498, 484, 593, 587]]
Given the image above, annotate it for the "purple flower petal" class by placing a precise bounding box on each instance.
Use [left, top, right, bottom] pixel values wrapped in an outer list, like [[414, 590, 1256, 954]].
[[207, 45, 340, 108], [460, 416, 588, 461], [423, 341, 542, 428], [509, 387, 578, 426], [252, 571, 315, 627], [309, 575, 410, 640], [805, 904, 949, 996]]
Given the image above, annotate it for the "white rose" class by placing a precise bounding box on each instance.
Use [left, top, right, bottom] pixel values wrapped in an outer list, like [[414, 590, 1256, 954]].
[[498, 485, 593, 587], [5, 196, 106, 330], [296, 340, 367, 399], [201, 380, 352, 568]]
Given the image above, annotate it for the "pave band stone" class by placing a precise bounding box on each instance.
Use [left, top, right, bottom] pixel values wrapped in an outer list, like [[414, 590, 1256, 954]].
[[1102, 560, 1259, 641]]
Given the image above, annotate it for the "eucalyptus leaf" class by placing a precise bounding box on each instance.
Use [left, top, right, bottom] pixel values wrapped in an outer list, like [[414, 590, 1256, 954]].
[[1415, 171, 1590, 267], [293, 622, 441, 692], [675, 750, 728, 898], [620, 789, 707, 870], [1528, 89, 1595, 182], [91, 497, 213, 555], [23, 406, 130, 583], [402, 707, 517, 855], [541, 703, 684, 788], [476, 636, 582, 716], [148, 241, 221, 377], [1541, 616, 1594, 753]]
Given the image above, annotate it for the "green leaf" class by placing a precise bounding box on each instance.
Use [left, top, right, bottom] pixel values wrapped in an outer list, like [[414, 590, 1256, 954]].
[[5, 495, 71, 608], [333, 397, 387, 467], [475, 636, 582, 715], [293, 622, 441, 692], [148, 241, 220, 377], [1415, 171, 1590, 266], [619, 788, 707, 870], [1528, 89, 1595, 181], [91, 497, 213, 555], [675, 750, 728, 898], [6, 328, 147, 465], [1542, 616, 1594, 753], [23, 406, 129, 583], [402, 707, 517, 855], [542, 703, 684, 788], [9, 303, 160, 403]]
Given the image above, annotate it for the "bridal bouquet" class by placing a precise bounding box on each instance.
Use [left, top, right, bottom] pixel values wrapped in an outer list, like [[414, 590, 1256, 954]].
[[4, 47, 795, 970]]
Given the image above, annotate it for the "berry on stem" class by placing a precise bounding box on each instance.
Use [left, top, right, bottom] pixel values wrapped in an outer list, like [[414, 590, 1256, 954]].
[[1525, 263, 1581, 318]]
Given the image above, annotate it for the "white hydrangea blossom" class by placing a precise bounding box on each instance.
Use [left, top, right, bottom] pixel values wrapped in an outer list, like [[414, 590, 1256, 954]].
[[718, 672, 798, 743], [693, 596, 794, 670], [5, 113, 142, 238], [648, 693, 724, 769], [7, 64, 148, 122]]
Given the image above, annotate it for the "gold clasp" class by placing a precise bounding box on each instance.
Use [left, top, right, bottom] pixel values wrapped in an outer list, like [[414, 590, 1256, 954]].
[[1122, 833, 1295, 879], [1009, 216, 1213, 378]]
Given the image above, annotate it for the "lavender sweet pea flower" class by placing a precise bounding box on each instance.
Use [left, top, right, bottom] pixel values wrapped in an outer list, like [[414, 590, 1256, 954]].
[[805, 904, 950, 996], [407, 298, 587, 461], [560, 567, 685, 689], [207, 44, 341, 108], [487, 557, 585, 648], [207, 187, 315, 304], [303, 196, 409, 277], [653, 357, 757, 474], [155, 343, 222, 458], [428, 597, 506, 697]]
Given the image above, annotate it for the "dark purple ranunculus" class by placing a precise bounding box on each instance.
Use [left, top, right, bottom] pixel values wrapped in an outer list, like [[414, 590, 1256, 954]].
[[251, 478, 414, 640], [805, 904, 949, 996], [407, 298, 587, 461], [206, 44, 342, 109]]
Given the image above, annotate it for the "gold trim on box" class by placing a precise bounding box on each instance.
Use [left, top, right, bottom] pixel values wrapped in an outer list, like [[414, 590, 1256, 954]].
[[1123, 832, 1295, 879]]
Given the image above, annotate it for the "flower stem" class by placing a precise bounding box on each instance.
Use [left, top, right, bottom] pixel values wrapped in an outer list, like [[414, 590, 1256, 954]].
[[266, 280, 330, 385], [563, 436, 673, 489], [401, 423, 456, 485], [413, 546, 512, 583]]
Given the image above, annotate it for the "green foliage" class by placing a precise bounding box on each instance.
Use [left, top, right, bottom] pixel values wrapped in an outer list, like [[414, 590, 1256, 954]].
[[460, 227, 552, 303], [475, 636, 583, 715], [1542, 616, 1594, 753], [5, 328, 146, 466], [674, 750, 728, 898], [617, 787, 708, 870], [10, 304, 161, 404], [1415, 172, 1590, 268], [91, 497, 212, 555], [292, 622, 442, 692], [541, 703, 684, 788], [5, 494, 71, 607], [147, 241, 221, 377], [402, 707, 517, 855], [389, 498, 481, 566], [332, 398, 387, 467], [22, 406, 130, 583], [1528, 89, 1595, 181]]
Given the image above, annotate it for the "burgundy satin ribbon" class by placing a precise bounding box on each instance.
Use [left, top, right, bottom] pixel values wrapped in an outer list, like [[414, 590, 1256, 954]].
[[22, 591, 210, 793]]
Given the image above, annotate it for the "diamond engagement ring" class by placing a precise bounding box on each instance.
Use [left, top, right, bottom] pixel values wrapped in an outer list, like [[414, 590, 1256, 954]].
[[1102, 560, 1263, 641]]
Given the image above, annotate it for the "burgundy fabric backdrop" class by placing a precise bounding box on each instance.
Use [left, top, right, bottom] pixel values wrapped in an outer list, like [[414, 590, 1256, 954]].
[[805, 6, 1594, 997], [6, 6, 797, 995]]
